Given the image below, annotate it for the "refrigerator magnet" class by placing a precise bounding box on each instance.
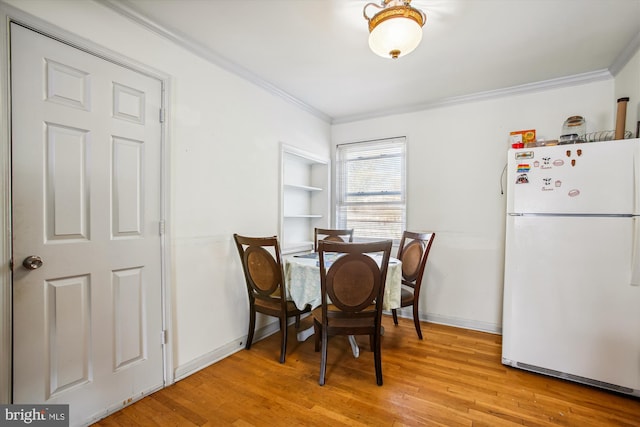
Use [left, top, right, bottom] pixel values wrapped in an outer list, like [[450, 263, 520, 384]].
[[515, 174, 529, 184], [515, 151, 534, 160]]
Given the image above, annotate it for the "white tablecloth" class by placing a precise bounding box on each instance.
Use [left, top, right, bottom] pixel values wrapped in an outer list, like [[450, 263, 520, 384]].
[[283, 253, 402, 311]]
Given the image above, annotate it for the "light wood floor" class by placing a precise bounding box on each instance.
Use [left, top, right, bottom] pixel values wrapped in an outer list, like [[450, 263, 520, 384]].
[[94, 316, 640, 426]]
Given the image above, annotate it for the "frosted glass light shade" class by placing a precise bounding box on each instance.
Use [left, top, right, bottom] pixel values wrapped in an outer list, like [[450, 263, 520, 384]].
[[368, 17, 423, 59]]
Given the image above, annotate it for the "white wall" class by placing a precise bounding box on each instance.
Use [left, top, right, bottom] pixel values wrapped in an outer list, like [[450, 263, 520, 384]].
[[615, 48, 640, 138], [332, 79, 622, 332], [1, 0, 330, 379]]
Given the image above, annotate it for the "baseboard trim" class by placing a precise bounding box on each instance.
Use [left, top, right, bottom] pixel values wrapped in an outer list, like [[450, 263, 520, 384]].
[[387, 309, 502, 335]]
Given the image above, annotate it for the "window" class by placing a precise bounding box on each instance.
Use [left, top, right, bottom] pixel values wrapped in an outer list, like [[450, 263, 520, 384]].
[[335, 137, 406, 240]]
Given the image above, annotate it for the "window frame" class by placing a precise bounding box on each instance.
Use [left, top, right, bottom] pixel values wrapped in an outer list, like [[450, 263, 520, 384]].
[[334, 136, 407, 242]]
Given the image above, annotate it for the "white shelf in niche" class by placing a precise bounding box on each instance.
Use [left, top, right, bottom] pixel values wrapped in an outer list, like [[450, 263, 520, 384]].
[[283, 214, 323, 218], [282, 241, 314, 255], [284, 183, 323, 192]]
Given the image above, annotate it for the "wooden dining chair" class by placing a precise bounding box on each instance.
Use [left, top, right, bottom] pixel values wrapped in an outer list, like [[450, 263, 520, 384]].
[[391, 231, 436, 339], [313, 227, 354, 251], [233, 234, 311, 363], [312, 239, 392, 386]]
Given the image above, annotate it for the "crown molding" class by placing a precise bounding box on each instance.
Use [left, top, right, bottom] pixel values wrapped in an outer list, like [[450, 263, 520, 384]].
[[332, 69, 613, 125], [98, 0, 331, 123], [609, 30, 640, 77]]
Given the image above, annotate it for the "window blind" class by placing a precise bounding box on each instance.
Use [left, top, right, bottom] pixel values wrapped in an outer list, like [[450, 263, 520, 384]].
[[335, 137, 406, 240]]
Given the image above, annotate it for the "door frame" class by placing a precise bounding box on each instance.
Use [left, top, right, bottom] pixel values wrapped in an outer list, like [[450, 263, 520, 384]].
[[0, 3, 174, 403]]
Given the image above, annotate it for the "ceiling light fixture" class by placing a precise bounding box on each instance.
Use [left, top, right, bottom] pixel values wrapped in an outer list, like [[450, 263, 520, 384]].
[[363, 0, 426, 59]]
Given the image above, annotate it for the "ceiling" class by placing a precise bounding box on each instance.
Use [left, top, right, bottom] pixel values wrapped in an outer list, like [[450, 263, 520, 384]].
[[103, 0, 640, 124]]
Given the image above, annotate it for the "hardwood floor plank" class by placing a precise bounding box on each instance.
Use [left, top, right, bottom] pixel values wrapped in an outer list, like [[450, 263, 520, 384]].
[[130, 394, 197, 426], [93, 316, 640, 426], [466, 408, 526, 426]]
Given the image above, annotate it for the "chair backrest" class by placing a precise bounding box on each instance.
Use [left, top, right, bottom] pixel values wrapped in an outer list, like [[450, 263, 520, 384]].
[[233, 234, 286, 305], [318, 240, 392, 330], [396, 231, 436, 289], [314, 228, 354, 251]]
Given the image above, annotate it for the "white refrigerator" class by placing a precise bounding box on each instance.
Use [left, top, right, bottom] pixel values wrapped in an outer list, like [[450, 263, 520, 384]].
[[502, 138, 640, 396]]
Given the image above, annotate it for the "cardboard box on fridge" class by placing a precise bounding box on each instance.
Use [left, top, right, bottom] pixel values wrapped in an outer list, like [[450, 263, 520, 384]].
[[510, 129, 536, 144], [510, 129, 536, 148]]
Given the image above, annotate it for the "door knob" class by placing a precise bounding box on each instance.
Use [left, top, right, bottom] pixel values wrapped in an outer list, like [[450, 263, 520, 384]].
[[22, 255, 43, 270]]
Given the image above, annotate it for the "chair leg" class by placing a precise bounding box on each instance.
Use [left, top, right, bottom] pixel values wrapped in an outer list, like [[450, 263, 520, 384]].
[[374, 330, 383, 386], [246, 306, 256, 350], [313, 319, 321, 352], [279, 315, 287, 364], [319, 327, 328, 386], [294, 314, 301, 328], [392, 308, 399, 325], [412, 303, 423, 340]]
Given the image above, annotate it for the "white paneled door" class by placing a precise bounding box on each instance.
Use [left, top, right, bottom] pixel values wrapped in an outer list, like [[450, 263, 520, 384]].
[[11, 24, 164, 425]]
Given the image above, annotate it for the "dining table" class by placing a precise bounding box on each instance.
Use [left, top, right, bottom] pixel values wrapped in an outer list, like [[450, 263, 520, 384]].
[[283, 251, 402, 357]]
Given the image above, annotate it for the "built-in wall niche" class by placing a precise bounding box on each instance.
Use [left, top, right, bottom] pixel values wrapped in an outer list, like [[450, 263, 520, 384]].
[[279, 144, 330, 254]]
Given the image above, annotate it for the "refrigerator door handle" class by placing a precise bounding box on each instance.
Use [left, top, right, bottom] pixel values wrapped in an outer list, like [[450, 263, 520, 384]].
[[632, 216, 640, 286]]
